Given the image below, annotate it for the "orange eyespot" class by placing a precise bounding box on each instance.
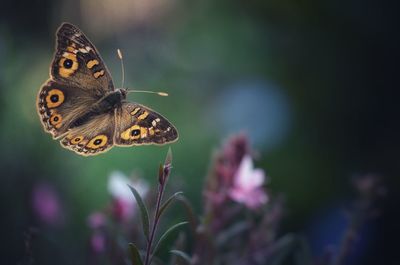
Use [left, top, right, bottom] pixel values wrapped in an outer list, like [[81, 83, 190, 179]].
[[70, 136, 83, 145], [45, 89, 65, 108], [50, 113, 62, 128], [121, 125, 141, 140], [86, 135, 108, 149], [59, 52, 79, 77]]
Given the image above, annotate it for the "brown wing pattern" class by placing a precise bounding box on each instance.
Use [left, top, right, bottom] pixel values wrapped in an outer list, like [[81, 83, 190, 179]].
[[51, 22, 114, 95], [37, 80, 100, 138], [114, 102, 178, 146], [59, 111, 115, 156]]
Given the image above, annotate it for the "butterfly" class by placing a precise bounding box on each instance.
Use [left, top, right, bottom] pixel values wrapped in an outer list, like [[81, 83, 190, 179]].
[[37, 22, 178, 156]]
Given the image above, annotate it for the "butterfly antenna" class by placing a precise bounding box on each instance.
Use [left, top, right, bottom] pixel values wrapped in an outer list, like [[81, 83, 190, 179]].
[[118, 49, 168, 97], [117, 49, 125, 89], [126, 89, 169, 97]]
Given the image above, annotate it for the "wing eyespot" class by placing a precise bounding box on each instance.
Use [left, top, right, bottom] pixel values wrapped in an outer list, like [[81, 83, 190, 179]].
[[121, 125, 142, 140], [59, 52, 79, 77], [87, 135, 108, 149], [63, 59, 73, 69], [131, 129, 140, 136], [45, 89, 65, 108], [70, 136, 84, 145], [49, 112, 62, 128]]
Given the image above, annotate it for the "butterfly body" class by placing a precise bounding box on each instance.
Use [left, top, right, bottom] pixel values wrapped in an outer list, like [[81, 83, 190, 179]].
[[37, 23, 178, 156], [67, 88, 126, 128]]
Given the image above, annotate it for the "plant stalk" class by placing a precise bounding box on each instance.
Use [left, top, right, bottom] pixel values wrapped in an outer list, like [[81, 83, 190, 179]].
[[144, 181, 166, 265]]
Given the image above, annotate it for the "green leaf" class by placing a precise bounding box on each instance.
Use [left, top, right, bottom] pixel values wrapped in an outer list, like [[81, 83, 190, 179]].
[[128, 243, 143, 265], [152, 222, 188, 257], [177, 196, 198, 234], [128, 184, 150, 240], [157, 191, 183, 219], [170, 250, 192, 264]]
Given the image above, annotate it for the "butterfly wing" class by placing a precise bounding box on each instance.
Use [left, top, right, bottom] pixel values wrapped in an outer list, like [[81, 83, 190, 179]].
[[37, 80, 101, 138], [38, 80, 116, 155], [114, 102, 178, 146], [37, 22, 114, 138], [51, 22, 114, 94], [59, 111, 115, 156]]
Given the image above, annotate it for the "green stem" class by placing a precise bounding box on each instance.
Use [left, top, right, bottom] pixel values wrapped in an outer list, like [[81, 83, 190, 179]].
[[144, 182, 166, 265]]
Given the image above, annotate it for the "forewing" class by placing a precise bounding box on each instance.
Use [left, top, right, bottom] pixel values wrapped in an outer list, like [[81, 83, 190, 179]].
[[114, 102, 178, 146], [51, 22, 114, 95]]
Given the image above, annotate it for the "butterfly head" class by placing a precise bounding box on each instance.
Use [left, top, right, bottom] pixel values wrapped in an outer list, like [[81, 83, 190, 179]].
[[117, 88, 128, 99]]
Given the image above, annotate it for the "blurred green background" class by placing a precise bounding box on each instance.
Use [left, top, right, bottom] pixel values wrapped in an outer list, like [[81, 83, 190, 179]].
[[0, 0, 398, 264]]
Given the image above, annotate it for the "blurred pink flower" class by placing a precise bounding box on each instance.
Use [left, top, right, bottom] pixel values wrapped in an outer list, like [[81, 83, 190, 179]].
[[110, 198, 133, 222], [32, 183, 63, 225], [228, 155, 268, 209], [204, 134, 250, 205], [87, 212, 106, 229], [90, 232, 106, 253], [108, 171, 149, 222]]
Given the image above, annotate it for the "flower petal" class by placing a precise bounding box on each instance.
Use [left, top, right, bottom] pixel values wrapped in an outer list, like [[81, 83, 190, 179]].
[[234, 155, 265, 190], [234, 155, 253, 188], [108, 171, 132, 201], [251, 169, 265, 188]]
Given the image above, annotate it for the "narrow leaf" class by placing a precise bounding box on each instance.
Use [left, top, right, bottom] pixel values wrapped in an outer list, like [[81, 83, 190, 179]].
[[152, 222, 188, 257], [170, 250, 192, 264], [157, 191, 184, 219], [128, 243, 143, 265], [128, 184, 150, 240], [177, 196, 198, 234]]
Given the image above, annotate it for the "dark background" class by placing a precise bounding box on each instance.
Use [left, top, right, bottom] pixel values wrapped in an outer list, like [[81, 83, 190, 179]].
[[0, 0, 399, 264]]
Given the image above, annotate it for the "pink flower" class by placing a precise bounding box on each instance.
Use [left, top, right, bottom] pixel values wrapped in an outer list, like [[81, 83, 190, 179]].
[[87, 212, 106, 229], [107, 171, 149, 222], [228, 155, 268, 209], [32, 183, 63, 225], [90, 232, 106, 253]]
